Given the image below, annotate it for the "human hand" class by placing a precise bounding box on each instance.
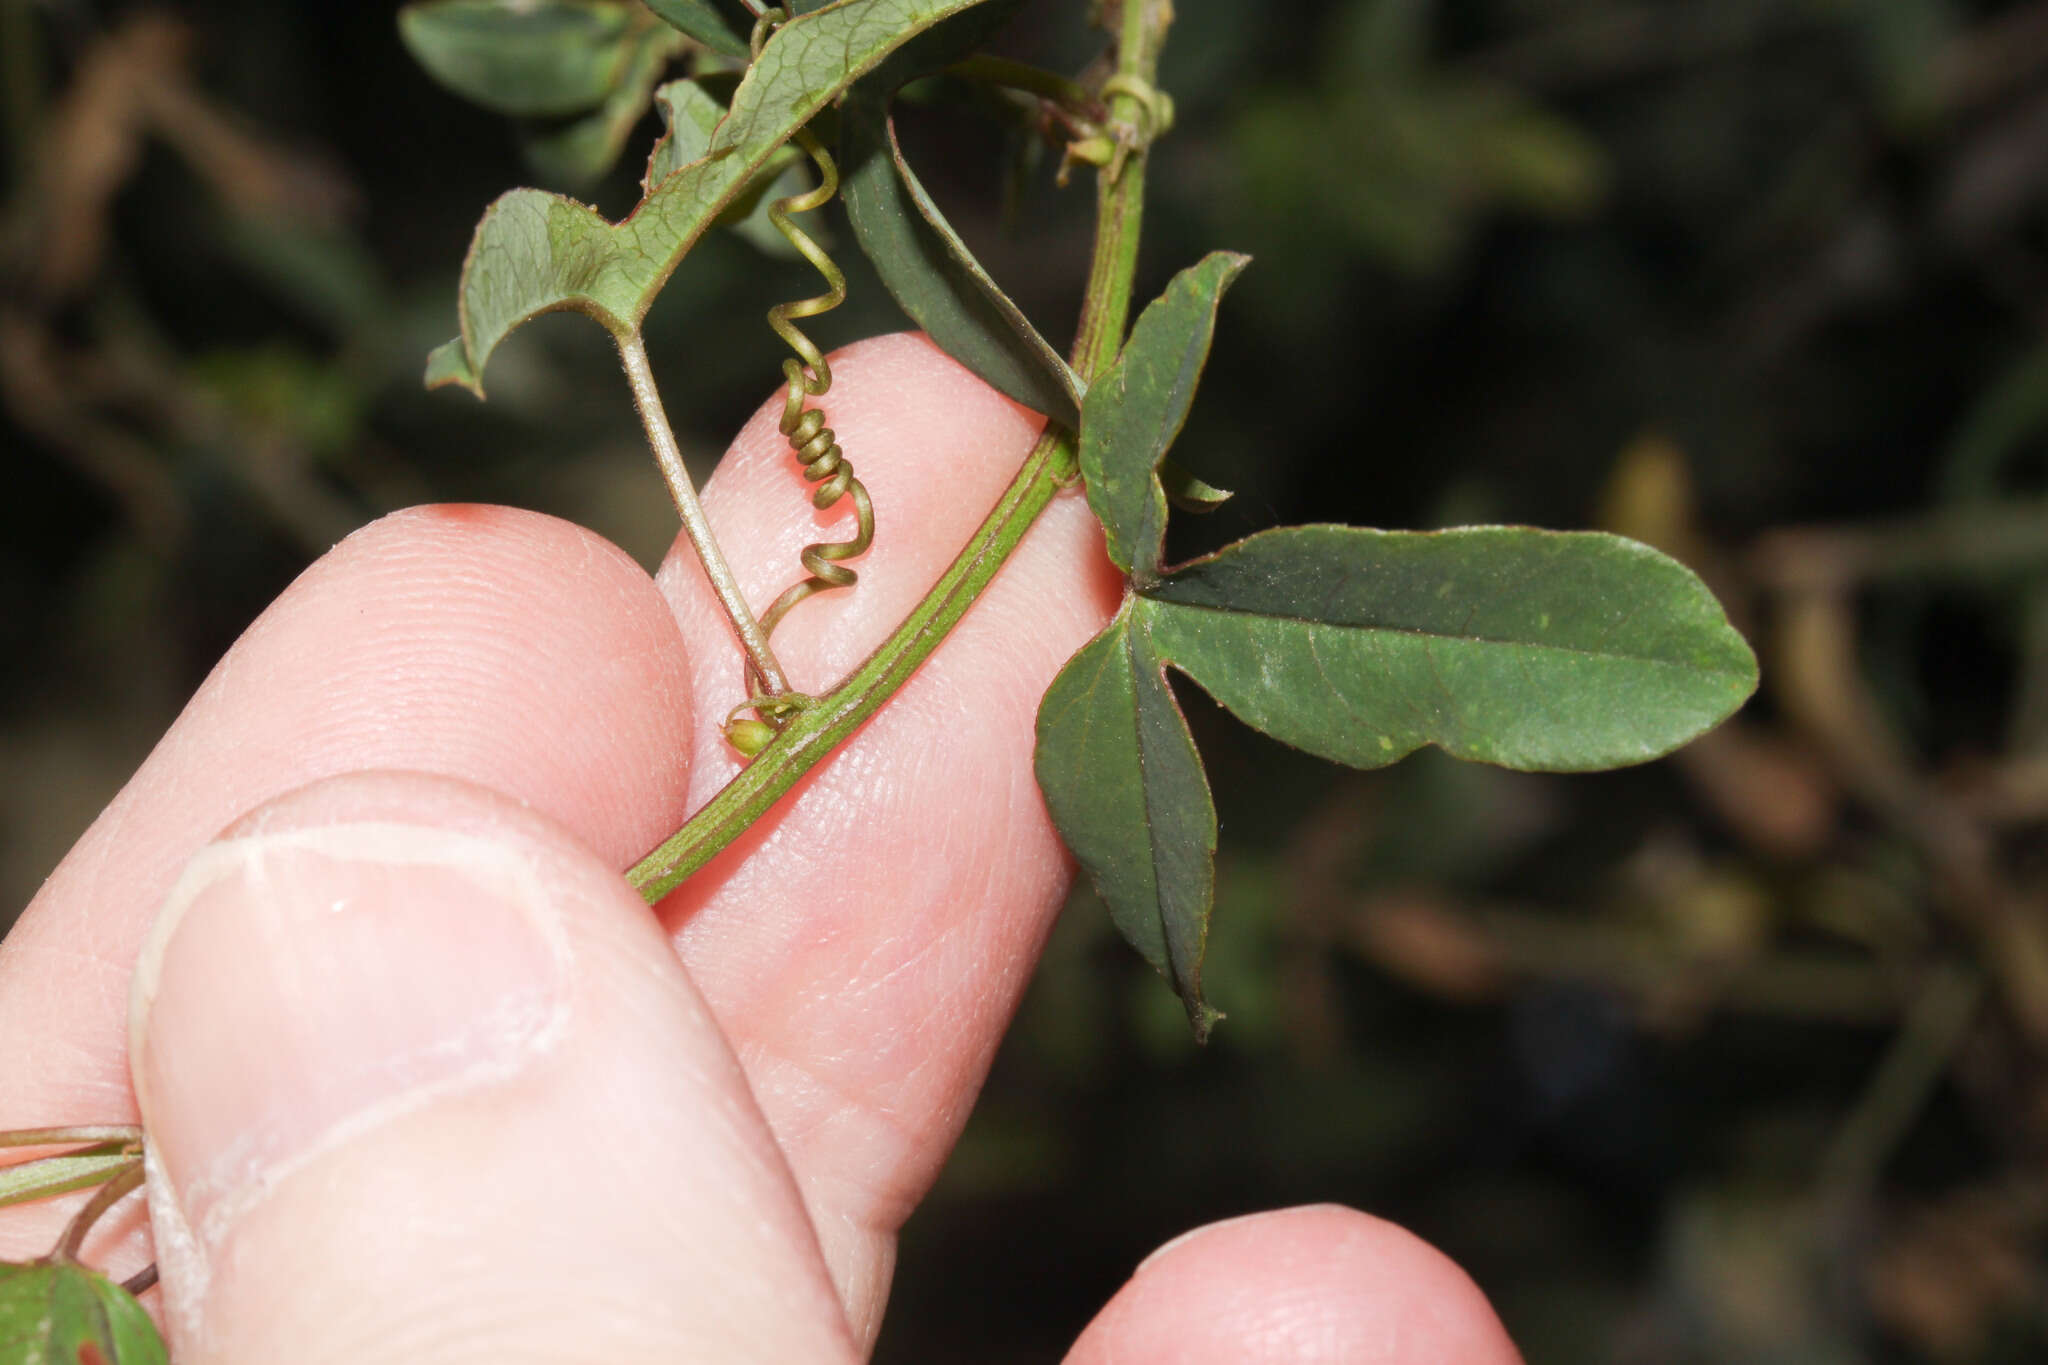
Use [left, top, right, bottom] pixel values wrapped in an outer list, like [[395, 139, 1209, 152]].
[[0, 334, 1521, 1363]]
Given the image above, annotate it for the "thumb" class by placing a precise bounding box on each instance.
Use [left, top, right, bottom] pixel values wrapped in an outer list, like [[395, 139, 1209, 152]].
[[128, 771, 857, 1364]]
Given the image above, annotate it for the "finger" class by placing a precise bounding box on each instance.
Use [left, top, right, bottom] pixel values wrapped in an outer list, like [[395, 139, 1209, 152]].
[[654, 332, 1122, 1337], [0, 507, 695, 1265], [131, 771, 857, 1364], [1063, 1206, 1524, 1365]]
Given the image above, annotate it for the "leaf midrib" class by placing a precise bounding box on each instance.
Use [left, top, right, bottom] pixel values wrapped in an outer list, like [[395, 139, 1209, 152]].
[[1144, 596, 1746, 675]]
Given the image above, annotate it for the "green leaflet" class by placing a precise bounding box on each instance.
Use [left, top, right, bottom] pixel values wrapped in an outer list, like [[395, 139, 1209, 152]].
[[639, 0, 749, 59], [426, 0, 1007, 396], [1034, 600, 1221, 1040], [398, 0, 640, 118], [0, 1148, 133, 1213], [1143, 526, 1759, 771], [0, 1262, 165, 1365], [841, 97, 1080, 422], [839, 0, 1082, 422], [1079, 252, 1248, 580], [519, 22, 687, 188], [1036, 524, 1756, 1035]]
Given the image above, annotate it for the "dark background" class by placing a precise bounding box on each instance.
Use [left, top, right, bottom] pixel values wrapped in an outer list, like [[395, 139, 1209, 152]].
[[6, 1, 2048, 1359]]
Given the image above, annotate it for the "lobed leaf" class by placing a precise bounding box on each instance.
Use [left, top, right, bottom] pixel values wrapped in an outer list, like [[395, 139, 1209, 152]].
[[0, 1261, 165, 1365], [1140, 526, 1759, 771], [1035, 601, 1221, 1039], [398, 0, 640, 118], [1079, 252, 1248, 580], [639, 0, 749, 58], [428, 0, 1009, 397]]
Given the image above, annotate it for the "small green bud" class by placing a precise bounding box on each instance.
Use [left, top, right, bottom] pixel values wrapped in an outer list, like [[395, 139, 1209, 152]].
[[725, 717, 777, 757]]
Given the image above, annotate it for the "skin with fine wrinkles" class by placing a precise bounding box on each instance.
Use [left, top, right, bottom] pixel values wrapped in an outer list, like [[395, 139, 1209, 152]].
[[0, 334, 1521, 1363], [656, 333, 1123, 1338]]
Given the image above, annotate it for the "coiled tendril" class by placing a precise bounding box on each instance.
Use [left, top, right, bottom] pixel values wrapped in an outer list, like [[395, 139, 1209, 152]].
[[729, 8, 876, 751], [756, 131, 874, 642]]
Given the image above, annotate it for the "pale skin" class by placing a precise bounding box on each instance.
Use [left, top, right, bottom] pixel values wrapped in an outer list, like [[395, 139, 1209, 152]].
[[0, 333, 1524, 1363]]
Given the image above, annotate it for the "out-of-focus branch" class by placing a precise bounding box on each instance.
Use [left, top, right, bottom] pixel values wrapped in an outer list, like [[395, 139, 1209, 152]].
[[1764, 576, 2048, 1045], [1818, 964, 1985, 1210], [1749, 498, 2048, 595], [1934, 0, 2048, 113], [0, 312, 186, 549]]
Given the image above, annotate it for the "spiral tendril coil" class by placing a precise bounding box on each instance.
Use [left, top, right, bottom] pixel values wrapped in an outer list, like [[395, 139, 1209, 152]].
[[732, 7, 875, 736], [756, 127, 875, 641]]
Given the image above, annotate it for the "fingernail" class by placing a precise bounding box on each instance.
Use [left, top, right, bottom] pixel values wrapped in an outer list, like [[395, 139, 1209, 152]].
[[130, 820, 571, 1258]]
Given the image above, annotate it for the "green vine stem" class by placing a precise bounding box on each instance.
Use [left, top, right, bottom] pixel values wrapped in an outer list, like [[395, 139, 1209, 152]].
[[0, 1127, 142, 1150], [632, 426, 1072, 897], [1070, 0, 1168, 377], [629, 0, 1172, 899], [617, 331, 793, 699], [947, 54, 1099, 117]]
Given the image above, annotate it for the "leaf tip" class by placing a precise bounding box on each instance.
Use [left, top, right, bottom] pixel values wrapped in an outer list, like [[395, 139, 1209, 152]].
[[1187, 997, 1224, 1044], [1160, 456, 1232, 514], [424, 337, 485, 398]]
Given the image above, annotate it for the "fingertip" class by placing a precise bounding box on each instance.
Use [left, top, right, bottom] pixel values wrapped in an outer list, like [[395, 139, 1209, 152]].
[[1066, 1206, 1522, 1365]]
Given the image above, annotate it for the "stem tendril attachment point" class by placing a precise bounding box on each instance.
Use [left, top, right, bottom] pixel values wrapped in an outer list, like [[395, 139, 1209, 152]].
[[728, 6, 876, 756]]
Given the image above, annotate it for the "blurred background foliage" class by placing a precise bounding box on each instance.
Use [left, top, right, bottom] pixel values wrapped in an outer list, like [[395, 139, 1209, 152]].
[[6, 0, 2048, 1359]]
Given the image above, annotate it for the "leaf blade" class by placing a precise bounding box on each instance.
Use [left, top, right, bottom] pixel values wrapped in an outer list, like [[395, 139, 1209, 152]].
[[640, 0, 749, 58], [399, 0, 637, 117], [841, 98, 1081, 422], [1141, 526, 1758, 771], [1035, 602, 1221, 1038], [427, 187, 628, 397], [1079, 252, 1249, 580], [837, 0, 1081, 422], [0, 1261, 165, 1365]]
